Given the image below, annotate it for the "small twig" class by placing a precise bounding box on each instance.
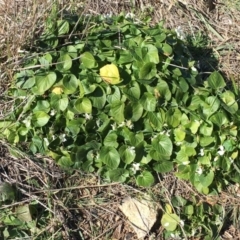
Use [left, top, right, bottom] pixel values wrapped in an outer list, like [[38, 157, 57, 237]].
[[32, 182, 120, 194], [92, 221, 119, 240]]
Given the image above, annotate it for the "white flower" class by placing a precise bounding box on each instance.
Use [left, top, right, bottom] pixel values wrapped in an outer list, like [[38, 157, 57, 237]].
[[43, 138, 49, 146], [176, 141, 183, 146], [151, 135, 157, 140], [111, 123, 117, 130], [128, 146, 135, 155], [125, 12, 135, 19], [180, 220, 184, 227], [50, 110, 56, 116], [60, 134, 66, 142], [230, 157, 234, 163], [175, 26, 185, 40], [126, 120, 134, 129], [95, 152, 100, 160], [102, 12, 112, 18], [196, 166, 203, 175], [217, 145, 225, 156], [214, 156, 219, 162], [84, 113, 92, 120], [96, 119, 101, 127], [131, 163, 140, 174], [22, 117, 31, 128], [191, 66, 197, 72], [118, 122, 125, 128], [199, 148, 204, 156], [160, 130, 170, 136], [170, 233, 175, 238]]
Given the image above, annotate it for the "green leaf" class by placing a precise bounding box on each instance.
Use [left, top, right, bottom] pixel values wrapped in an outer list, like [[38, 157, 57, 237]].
[[108, 169, 129, 182], [174, 127, 186, 142], [119, 145, 136, 164], [166, 108, 182, 128], [0, 121, 12, 129], [161, 213, 180, 231], [0, 182, 15, 202], [151, 135, 173, 160], [176, 145, 196, 164], [136, 171, 155, 187], [184, 205, 194, 215], [199, 170, 214, 187], [34, 72, 57, 95], [62, 74, 79, 94], [51, 94, 69, 112], [140, 92, 156, 112], [56, 53, 72, 72], [179, 78, 189, 92], [202, 96, 220, 116], [80, 52, 97, 69], [223, 139, 235, 152], [199, 122, 213, 136], [220, 91, 238, 114], [110, 100, 125, 123], [90, 86, 106, 109], [199, 136, 215, 147], [154, 161, 173, 173], [155, 80, 171, 101], [82, 160, 94, 172], [207, 71, 226, 90], [100, 146, 120, 169], [66, 119, 83, 135], [22, 77, 35, 89], [139, 62, 157, 80], [148, 110, 165, 130], [58, 97, 69, 111], [75, 97, 92, 113], [209, 111, 228, 127], [33, 100, 50, 112], [104, 132, 118, 148], [146, 44, 159, 64], [67, 45, 78, 58], [57, 20, 69, 35], [16, 204, 32, 222], [131, 102, 143, 122], [161, 43, 173, 56], [123, 81, 141, 102], [185, 120, 200, 134], [129, 132, 144, 146], [58, 156, 73, 167], [32, 111, 50, 127], [107, 86, 121, 103]]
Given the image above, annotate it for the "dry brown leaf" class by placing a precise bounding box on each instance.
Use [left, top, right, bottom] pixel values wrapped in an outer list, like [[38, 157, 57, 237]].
[[119, 196, 158, 239]]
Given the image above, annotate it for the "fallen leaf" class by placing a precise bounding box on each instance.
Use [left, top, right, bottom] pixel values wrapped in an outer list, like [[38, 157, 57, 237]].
[[119, 196, 158, 239], [52, 86, 63, 94], [100, 64, 121, 84]]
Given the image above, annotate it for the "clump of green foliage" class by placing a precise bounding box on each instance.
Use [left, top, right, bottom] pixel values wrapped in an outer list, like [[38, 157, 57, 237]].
[[1, 14, 240, 194]]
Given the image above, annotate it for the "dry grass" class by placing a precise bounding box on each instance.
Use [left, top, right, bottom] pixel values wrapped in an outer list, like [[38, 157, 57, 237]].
[[1, 0, 240, 239]]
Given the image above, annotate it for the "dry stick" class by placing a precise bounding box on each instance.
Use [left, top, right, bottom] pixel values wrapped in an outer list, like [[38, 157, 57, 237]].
[[92, 222, 120, 240], [32, 182, 120, 194], [0, 199, 32, 209]]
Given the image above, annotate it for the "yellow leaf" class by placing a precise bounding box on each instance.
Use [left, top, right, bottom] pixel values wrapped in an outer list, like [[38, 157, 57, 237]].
[[100, 64, 121, 84], [165, 203, 172, 214], [52, 86, 63, 94]]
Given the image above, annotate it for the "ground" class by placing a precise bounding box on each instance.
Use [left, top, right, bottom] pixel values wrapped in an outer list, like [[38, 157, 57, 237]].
[[0, 0, 240, 239]]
